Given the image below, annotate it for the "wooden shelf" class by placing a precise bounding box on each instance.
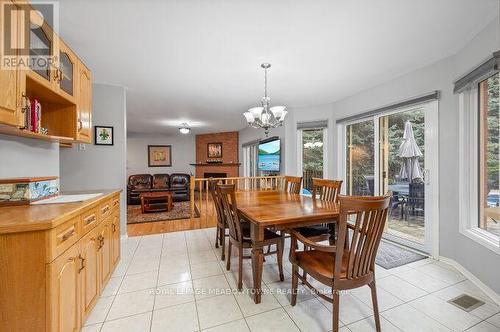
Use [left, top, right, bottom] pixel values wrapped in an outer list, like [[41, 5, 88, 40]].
[[0, 124, 75, 143]]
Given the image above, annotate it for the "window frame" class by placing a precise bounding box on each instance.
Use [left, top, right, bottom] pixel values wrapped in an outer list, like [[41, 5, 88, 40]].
[[296, 126, 328, 182], [458, 77, 500, 254]]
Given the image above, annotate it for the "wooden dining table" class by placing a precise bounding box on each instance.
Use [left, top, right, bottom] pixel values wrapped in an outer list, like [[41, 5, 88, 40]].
[[234, 190, 340, 303]]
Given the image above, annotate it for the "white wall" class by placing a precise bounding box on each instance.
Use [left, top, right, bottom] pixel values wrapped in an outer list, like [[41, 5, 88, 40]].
[[280, 16, 500, 294], [127, 133, 195, 176], [60, 84, 127, 234], [0, 134, 59, 178]]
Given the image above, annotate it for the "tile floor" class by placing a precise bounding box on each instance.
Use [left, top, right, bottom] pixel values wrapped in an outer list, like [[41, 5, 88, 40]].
[[82, 228, 500, 332]]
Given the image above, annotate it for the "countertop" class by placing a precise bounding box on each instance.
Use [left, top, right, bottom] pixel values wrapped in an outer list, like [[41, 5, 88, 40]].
[[0, 190, 121, 234]]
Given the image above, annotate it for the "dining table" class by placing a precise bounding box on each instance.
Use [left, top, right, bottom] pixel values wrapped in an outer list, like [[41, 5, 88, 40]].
[[234, 190, 340, 303]]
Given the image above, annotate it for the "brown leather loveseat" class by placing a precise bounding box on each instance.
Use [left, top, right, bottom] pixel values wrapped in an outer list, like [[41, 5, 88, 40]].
[[127, 173, 190, 204]]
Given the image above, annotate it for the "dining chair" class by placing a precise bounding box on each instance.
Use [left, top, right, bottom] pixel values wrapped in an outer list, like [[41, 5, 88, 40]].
[[216, 183, 285, 290], [209, 178, 228, 260], [284, 176, 302, 194], [297, 178, 342, 281], [289, 193, 392, 332]]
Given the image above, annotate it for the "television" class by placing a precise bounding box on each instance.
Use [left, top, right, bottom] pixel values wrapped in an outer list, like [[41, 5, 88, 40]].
[[258, 137, 281, 172]]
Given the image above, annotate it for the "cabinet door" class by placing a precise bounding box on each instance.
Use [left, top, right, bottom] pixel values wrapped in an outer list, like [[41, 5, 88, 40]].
[[57, 41, 77, 100], [80, 226, 100, 322], [0, 1, 22, 126], [111, 209, 121, 267], [48, 243, 81, 332], [99, 218, 112, 285], [77, 64, 92, 143]]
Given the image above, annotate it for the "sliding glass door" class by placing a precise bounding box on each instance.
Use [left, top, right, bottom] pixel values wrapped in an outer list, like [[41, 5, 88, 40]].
[[298, 128, 327, 192], [342, 101, 438, 254]]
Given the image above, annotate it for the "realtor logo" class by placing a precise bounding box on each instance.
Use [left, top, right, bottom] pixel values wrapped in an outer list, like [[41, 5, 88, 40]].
[[1, 1, 59, 71]]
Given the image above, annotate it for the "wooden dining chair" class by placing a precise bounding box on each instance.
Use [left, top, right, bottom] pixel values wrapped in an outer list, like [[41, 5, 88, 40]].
[[297, 178, 343, 281], [209, 178, 228, 260], [289, 193, 392, 332], [216, 184, 285, 290], [284, 176, 302, 194]]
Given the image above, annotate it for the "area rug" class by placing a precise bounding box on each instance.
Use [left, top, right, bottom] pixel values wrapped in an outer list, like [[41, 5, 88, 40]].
[[127, 201, 199, 224], [375, 240, 426, 269]]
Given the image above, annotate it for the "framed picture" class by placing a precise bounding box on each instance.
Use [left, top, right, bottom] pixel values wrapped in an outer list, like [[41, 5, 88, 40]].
[[148, 145, 172, 167], [95, 126, 114, 145], [207, 143, 223, 158]]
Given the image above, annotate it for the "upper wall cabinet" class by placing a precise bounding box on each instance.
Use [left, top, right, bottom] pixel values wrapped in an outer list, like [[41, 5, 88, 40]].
[[0, 1, 22, 127], [0, 0, 92, 144]]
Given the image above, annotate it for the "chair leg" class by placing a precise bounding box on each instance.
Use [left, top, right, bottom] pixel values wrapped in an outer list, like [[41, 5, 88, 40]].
[[277, 238, 285, 282], [220, 229, 226, 261], [215, 226, 219, 249], [226, 242, 232, 271], [238, 247, 243, 290], [301, 245, 308, 284], [291, 264, 298, 306], [219, 228, 224, 246], [369, 280, 382, 332], [332, 289, 340, 332]]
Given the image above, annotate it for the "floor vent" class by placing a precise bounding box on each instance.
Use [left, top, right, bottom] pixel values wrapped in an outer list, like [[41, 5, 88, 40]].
[[448, 294, 485, 312]]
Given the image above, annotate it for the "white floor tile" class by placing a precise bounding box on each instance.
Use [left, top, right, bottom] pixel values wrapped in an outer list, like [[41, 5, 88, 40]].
[[233, 284, 281, 317], [202, 319, 249, 332], [409, 294, 481, 331], [107, 289, 155, 321], [337, 293, 374, 325], [261, 263, 290, 284], [284, 298, 333, 332], [267, 279, 315, 306], [193, 274, 231, 300], [489, 313, 500, 329], [245, 308, 300, 332], [467, 321, 500, 332], [377, 275, 427, 302], [348, 284, 403, 312], [415, 262, 466, 284], [154, 281, 195, 310], [126, 257, 160, 275], [382, 303, 451, 332], [84, 296, 114, 325], [102, 276, 123, 297], [397, 268, 451, 292], [196, 294, 243, 330], [157, 263, 191, 286], [347, 316, 400, 332], [81, 324, 102, 332], [119, 271, 158, 294], [191, 261, 224, 279], [101, 312, 152, 332], [151, 302, 199, 332]]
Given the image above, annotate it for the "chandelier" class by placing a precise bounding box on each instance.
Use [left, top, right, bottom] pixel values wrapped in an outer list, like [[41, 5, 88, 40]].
[[243, 63, 287, 136]]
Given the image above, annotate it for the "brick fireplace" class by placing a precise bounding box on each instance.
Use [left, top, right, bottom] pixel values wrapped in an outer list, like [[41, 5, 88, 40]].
[[191, 131, 241, 178]]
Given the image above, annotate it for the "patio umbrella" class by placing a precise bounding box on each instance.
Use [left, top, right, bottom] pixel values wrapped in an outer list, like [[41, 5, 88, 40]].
[[398, 121, 423, 182]]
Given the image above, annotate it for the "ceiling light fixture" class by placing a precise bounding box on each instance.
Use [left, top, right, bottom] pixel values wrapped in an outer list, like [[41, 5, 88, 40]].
[[243, 63, 287, 136], [179, 123, 191, 134]]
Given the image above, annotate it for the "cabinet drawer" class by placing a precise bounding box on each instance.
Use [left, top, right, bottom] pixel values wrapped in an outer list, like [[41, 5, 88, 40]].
[[80, 207, 99, 234], [49, 217, 80, 261], [99, 200, 112, 219], [111, 195, 120, 211]]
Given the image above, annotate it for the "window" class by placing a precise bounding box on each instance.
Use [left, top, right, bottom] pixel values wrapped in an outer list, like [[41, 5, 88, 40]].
[[346, 119, 375, 195], [479, 74, 500, 237], [297, 122, 328, 192], [458, 69, 500, 253]]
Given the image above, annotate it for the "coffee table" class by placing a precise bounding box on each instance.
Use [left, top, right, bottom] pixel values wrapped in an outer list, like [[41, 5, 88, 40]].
[[140, 192, 173, 213]]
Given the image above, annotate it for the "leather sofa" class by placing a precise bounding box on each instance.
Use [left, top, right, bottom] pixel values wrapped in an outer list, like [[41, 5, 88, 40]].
[[127, 173, 190, 204]]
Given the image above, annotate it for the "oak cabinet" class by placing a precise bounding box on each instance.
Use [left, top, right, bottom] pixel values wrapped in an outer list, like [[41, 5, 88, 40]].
[[111, 210, 121, 267], [56, 40, 78, 101], [76, 64, 92, 143], [0, 1, 22, 127], [48, 243, 81, 332], [80, 226, 100, 322], [98, 217, 112, 286]]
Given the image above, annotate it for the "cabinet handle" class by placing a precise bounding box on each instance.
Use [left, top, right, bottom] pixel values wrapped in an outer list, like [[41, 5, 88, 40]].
[[112, 223, 116, 233], [59, 68, 64, 81], [113, 200, 119, 207], [100, 236, 105, 249], [78, 254, 85, 273], [84, 214, 96, 225], [58, 226, 76, 242], [78, 119, 83, 131], [102, 205, 110, 214]]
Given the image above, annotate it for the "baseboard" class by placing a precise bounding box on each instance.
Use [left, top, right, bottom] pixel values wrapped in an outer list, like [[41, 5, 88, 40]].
[[439, 256, 500, 306], [121, 234, 128, 240]]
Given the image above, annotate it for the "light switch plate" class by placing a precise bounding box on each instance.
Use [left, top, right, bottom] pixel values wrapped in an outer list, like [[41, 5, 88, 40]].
[[79, 143, 86, 151]]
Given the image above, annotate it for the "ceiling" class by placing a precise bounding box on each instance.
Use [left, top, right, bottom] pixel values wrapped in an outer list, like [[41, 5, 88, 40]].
[[56, 0, 499, 135]]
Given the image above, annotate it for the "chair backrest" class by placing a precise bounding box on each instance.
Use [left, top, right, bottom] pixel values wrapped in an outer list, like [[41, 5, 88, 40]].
[[216, 184, 244, 243], [209, 179, 225, 227], [128, 174, 152, 189], [335, 193, 392, 280], [284, 176, 302, 194], [312, 178, 343, 202], [152, 174, 170, 189]]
